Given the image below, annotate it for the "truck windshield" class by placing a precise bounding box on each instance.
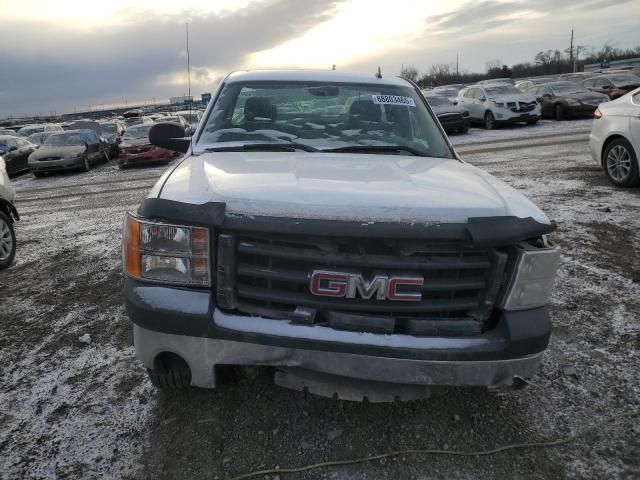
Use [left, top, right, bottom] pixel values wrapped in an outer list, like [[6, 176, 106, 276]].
[[196, 81, 453, 158]]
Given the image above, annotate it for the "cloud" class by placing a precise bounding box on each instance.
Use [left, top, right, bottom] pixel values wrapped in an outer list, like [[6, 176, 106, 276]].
[[424, 0, 634, 36], [0, 0, 341, 116], [425, 1, 527, 34]]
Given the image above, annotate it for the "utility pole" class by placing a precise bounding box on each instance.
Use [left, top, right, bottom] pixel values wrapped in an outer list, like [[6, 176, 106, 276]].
[[569, 29, 574, 73], [456, 54, 459, 79]]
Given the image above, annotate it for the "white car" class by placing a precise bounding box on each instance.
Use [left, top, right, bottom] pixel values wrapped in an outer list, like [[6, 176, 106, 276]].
[[457, 84, 541, 129], [0, 156, 19, 269], [122, 70, 561, 399], [590, 87, 640, 186]]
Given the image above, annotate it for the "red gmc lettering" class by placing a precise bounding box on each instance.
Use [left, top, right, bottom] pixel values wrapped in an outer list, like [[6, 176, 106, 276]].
[[309, 272, 348, 297], [387, 277, 424, 302], [310, 271, 423, 302]]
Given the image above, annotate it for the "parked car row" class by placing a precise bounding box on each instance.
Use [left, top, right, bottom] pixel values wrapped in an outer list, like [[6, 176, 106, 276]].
[[0, 108, 204, 178], [424, 71, 638, 131]]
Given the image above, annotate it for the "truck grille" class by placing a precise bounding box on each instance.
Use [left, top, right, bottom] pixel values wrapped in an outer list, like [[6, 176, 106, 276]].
[[217, 231, 508, 336]]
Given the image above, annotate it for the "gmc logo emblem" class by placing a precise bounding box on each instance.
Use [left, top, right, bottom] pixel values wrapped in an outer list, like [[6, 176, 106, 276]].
[[309, 270, 424, 302]]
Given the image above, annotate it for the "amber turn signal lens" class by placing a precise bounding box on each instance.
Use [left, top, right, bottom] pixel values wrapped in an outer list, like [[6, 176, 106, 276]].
[[123, 215, 141, 278]]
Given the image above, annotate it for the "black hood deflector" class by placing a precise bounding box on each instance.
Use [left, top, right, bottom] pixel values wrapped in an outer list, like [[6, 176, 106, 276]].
[[138, 198, 556, 247]]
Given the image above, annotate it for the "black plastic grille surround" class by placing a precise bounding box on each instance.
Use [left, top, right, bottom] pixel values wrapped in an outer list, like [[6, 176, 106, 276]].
[[217, 231, 508, 336]]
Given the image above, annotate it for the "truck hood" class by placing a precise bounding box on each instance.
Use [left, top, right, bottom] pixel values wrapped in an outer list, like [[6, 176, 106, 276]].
[[157, 152, 551, 224]]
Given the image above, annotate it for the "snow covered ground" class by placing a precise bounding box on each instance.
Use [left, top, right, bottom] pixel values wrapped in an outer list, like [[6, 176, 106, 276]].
[[1, 124, 639, 479], [449, 118, 592, 146]]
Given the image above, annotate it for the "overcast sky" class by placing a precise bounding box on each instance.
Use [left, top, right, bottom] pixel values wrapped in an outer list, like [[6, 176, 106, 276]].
[[1, 0, 638, 117]]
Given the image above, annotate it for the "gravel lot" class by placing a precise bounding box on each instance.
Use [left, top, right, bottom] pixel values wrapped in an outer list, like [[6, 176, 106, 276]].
[[1, 119, 639, 479]]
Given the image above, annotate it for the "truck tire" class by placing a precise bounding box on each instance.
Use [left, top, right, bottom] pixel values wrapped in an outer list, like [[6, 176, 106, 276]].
[[0, 211, 16, 270], [603, 137, 640, 187], [147, 353, 191, 390]]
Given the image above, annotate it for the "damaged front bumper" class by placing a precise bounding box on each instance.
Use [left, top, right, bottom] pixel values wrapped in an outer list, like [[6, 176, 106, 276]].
[[126, 278, 551, 394], [134, 323, 543, 393]]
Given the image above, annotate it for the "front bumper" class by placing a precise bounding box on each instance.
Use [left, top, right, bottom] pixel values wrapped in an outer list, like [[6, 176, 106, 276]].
[[29, 157, 82, 172], [439, 117, 469, 132], [126, 278, 551, 390], [135, 324, 543, 390], [119, 149, 173, 166], [494, 111, 540, 123]]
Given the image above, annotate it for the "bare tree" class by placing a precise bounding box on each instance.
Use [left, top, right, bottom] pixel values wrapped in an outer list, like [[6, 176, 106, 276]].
[[401, 65, 419, 82], [429, 64, 452, 77], [485, 59, 501, 73]]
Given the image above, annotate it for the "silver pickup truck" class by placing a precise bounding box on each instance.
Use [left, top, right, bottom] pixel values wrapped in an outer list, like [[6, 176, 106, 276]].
[[123, 70, 560, 401]]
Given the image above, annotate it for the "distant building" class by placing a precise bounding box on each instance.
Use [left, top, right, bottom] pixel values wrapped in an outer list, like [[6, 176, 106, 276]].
[[170, 95, 193, 105]]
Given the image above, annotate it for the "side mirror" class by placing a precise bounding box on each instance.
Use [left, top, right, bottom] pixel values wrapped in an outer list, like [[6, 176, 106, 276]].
[[149, 122, 190, 153]]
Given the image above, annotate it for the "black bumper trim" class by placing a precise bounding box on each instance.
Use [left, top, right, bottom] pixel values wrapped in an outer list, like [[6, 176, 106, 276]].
[[125, 277, 551, 362]]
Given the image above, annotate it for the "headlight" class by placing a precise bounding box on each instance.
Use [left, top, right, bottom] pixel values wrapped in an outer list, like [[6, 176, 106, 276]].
[[123, 214, 211, 286], [498, 240, 560, 311]]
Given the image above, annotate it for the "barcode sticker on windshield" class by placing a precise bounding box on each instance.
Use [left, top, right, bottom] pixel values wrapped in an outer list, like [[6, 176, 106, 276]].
[[371, 95, 416, 107]]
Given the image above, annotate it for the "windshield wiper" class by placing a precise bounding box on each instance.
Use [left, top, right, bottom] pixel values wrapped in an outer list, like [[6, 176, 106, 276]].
[[204, 141, 318, 153], [321, 145, 428, 157]]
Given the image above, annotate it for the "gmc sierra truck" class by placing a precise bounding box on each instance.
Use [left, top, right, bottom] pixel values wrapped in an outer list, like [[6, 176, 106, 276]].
[[123, 70, 560, 401]]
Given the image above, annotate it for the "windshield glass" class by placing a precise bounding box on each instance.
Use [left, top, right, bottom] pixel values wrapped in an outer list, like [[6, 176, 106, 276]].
[[44, 133, 85, 146], [28, 133, 48, 144], [123, 125, 152, 139], [124, 117, 143, 126], [426, 96, 452, 106], [162, 117, 182, 123], [433, 88, 460, 97], [100, 123, 117, 134], [19, 126, 44, 135], [485, 86, 522, 97], [197, 81, 452, 158], [179, 113, 199, 124], [550, 83, 588, 95]]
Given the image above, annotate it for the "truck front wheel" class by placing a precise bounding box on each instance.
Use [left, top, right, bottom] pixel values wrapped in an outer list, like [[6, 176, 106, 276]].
[[147, 352, 192, 390]]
